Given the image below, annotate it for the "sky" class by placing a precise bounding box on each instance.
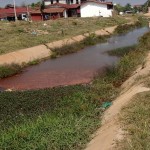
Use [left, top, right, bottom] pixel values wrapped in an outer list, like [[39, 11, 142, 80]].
[[0, 0, 148, 7]]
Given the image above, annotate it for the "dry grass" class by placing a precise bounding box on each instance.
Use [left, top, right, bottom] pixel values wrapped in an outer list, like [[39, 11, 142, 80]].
[[117, 92, 150, 150], [0, 16, 127, 54]]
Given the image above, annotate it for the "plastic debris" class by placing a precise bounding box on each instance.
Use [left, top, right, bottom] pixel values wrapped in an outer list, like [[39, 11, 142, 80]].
[[101, 102, 112, 109]]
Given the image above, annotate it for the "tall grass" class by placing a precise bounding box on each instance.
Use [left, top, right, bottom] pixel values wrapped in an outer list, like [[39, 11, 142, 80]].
[[114, 18, 147, 34], [0, 64, 22, 78]]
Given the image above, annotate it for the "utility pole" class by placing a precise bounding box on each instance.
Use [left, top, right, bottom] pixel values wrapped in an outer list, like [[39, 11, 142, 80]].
[[13, 0, 18, 21]]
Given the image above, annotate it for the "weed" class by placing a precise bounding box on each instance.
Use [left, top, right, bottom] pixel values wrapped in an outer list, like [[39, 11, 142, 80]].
[[0, 64, 22, 78], [27, 59, 40, 66], [107, 45, 137, 57], [117, 92, 150, 150]]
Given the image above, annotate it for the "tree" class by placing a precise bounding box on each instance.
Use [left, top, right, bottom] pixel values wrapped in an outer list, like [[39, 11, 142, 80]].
[[124, 3, 132, 12], [142, 0, 150, 12], [114, 4, 124, 13]]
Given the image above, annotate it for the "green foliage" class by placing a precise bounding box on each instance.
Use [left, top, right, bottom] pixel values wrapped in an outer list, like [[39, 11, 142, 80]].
[[114, 4, 124, 13], [114, 21, 144, 34], [0, 86, 101, 149], [0, 64, 22, 78], [142, 0, 150, 12], [107, 45, 137, 57]]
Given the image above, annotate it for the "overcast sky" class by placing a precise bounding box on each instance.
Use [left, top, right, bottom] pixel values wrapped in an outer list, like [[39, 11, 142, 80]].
[[0, 0, 148, 7]]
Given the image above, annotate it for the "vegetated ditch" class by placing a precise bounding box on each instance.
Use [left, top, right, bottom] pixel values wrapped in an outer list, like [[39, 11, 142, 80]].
[[0, 19, 147, 80], [0, 28, 150, 149]]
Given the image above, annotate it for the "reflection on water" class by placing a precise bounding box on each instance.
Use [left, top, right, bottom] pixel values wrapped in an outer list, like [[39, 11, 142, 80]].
[[0, 27, 149, 90]]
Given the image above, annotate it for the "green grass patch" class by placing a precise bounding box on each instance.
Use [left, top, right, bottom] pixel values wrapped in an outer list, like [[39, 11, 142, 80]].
[[0, 29, 150, 149], [0, 86, 101, 149], [117, 92, 150, 150], [0, 64, 22, 78], [27, 59, 41, 66]]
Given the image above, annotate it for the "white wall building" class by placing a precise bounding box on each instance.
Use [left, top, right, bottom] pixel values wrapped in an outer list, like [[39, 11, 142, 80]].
[[44, 0, 80, 5], [80, 1, 113, 17]]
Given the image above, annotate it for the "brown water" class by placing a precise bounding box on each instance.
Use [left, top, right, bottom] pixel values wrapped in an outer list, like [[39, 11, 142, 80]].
[[0, 27, 149, 90]]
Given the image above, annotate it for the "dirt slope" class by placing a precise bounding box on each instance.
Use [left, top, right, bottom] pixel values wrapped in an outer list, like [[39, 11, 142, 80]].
[[85, 53, 150, 150]]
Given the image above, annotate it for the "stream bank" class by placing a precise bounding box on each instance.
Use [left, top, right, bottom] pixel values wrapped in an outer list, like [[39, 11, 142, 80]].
[[0, 26, 149, 90]]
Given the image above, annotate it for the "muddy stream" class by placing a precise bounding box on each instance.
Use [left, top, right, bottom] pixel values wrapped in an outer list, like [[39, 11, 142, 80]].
[[0, 27, 149, 90]]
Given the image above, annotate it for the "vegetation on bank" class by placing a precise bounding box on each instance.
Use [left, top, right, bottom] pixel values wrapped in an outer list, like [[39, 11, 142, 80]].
[[0, 16, 127, 54], [107, 45, 137, 57], [0, 28, 150, 149], [51, 34, 109, 58], [118, 92, 150, 150], [51, 17, 147, 58], [0, 64, 22, 78], [114, 17, 148, 34]]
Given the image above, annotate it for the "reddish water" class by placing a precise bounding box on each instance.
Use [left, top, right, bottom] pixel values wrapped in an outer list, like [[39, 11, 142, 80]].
[[0, 27, 149, 90]]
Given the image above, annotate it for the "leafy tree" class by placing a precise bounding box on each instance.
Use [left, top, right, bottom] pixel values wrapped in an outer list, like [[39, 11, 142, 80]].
[[114, 4, 124, 13], [142, 0, 150, 12], [124, 3, 132, 12]]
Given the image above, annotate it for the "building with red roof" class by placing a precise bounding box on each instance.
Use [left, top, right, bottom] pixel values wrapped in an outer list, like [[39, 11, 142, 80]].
[[0, 6, 31, 21]]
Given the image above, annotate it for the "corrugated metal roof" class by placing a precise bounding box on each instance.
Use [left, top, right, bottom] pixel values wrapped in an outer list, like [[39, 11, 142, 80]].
[[44, 8, 66, 13]]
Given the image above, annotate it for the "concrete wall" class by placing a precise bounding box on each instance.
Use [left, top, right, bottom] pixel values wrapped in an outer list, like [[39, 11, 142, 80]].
[[81, 2, 112, 17]]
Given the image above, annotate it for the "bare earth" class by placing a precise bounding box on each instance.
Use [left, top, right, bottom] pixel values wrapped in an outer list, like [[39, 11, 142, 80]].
[[85, 53, 150, 150], [0, 26, 116, 66]]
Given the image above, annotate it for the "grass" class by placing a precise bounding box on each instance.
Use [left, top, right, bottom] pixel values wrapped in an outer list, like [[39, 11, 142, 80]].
[[0, 60, 41, 79], [0, 29, 150, 149], [107, 45, 137, 57], [0, 64, 22, 78], [51, 34, 109, 57], [0, 86, 102, 150], [0, 16, 128, 54], [117, 92, 150, 150], [114, 16, 148, 34]]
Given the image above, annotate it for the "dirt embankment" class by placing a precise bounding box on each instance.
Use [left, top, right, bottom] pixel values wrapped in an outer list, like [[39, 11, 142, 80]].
[[85, 53, 150, 150], [0, 26, 116, 66]]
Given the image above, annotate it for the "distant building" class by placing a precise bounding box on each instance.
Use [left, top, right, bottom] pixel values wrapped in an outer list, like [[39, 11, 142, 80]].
[[44, 0, 81, 5], [80, 1, 113, 17], [0, 5, 30, 21]]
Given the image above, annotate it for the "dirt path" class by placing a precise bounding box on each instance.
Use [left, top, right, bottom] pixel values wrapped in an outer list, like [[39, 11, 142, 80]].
[[85, 53, 150, 150], [0, 26, 116, 66]]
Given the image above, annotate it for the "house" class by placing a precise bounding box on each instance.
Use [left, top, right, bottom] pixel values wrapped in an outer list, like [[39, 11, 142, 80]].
[[44, 0, 81, 5], [0, 5, 31, 21], [30, 9, 43, 21], [80, 1, 113, 17]]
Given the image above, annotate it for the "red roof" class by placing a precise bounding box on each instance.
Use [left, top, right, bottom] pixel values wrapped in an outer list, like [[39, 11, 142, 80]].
[[46, 3, 80, 9], [0, 7, 32, 18], [44, 8, 66, 13]]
